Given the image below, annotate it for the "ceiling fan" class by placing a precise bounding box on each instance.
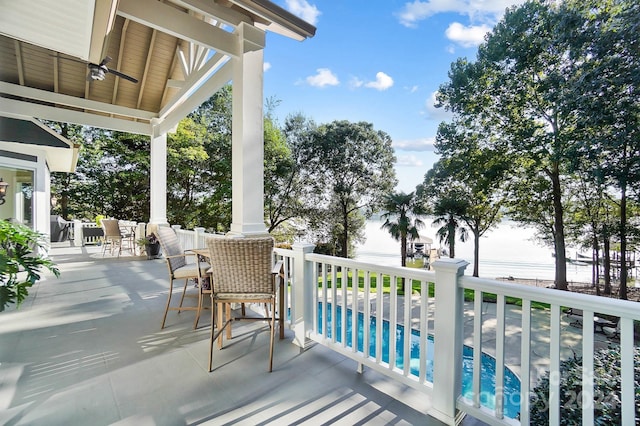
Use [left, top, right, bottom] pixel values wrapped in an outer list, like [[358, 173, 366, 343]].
[[56, 55, 139, 83]]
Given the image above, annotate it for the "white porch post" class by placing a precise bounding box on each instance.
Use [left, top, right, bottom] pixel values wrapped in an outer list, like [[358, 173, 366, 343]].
[[228, 22, 267, 237], [149, 121, 168, 225], [430, 258, 469, 425], [291, 243, 315, 348]]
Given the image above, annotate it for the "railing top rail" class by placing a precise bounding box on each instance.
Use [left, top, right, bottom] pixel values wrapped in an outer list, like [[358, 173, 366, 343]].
[[461, 275, 640, 319], [305, 252, 436, 281]]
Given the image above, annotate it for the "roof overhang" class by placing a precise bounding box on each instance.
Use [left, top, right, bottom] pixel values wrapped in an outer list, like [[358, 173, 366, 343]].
[[0, 116, 80, 172], [0, 0, 315, 135]]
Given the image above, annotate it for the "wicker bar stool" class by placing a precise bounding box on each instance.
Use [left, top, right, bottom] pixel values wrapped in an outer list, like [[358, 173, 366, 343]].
[[206, 236, 283, 372]]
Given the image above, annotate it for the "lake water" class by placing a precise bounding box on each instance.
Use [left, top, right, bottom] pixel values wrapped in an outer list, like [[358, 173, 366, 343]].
[[355, 219, 593, 283]]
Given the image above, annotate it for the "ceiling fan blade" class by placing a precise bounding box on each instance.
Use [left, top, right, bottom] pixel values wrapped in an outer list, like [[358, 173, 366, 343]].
[[99, 56, 112, 67], [106, 68, 139, 83]]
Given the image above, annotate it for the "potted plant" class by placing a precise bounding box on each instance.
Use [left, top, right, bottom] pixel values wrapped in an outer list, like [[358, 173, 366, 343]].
[[0, 220, 59, 312], [136, 233, 161, 259]]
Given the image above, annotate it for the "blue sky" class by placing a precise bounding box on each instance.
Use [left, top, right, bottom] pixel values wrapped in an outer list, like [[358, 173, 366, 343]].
[[263, 0, 525, 193]]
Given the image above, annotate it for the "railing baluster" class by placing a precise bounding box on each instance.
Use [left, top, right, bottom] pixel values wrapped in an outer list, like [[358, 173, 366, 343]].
[[620, 317, 634, 426], [364, 270, 371, 360], [403, 274, 411, 376], [549, 304, 561, 426], [520, 299, 531, 425], [322, 262, 328, 340], [495, 294, 505, 419], [389, 273, 397, 371], [331, 263, 337, 345], [375, 272, 383, 365], [419, 279, 428, 384], [473, 290, 482, 409], [351, 267, 358, 353], [341, 266, 348, 348], [582, 310, 595, 425]]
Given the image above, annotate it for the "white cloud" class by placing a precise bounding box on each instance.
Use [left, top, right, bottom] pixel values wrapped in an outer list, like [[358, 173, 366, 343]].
[[263, 62, 272, 72], [445, 22, 491, 47], [396, 154, 425, 167], [285, 0, 321, 25], [349, 76, 364, 89], [393, 137, 436, 152], [364, 72, 394, 91], [425, 91, 453, 121], [306, 68, 339, 88], [396, 0, 527, 28]]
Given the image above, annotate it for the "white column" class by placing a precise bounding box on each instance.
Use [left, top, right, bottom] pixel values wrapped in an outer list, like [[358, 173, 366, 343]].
[[150, 122, 168, 225], [228, 23, 267, 237], [430, 258, 469, 425]]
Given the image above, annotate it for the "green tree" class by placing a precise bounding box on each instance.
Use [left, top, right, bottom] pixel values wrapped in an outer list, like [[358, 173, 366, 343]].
[[429, 187, 469, 259], [167, 118, 209, 229], [438, 1, 583, 289], [562, 0, 640, 299], [426, 120, 509, 276], [48, 122, 86, 220], [186, 87, 233, 232], [302, 120, 397, 257], [380, 191, 427, 267]]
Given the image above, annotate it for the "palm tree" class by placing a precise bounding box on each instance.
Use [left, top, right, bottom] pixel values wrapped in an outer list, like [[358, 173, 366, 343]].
[[432, 195, 469, 258], [380, 191, 427, 267]]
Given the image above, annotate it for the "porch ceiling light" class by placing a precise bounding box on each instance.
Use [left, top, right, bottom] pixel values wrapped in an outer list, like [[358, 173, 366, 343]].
[[0, 178, 7, 205]]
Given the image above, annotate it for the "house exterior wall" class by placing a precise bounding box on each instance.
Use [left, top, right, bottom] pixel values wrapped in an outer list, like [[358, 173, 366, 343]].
[[0, 145, 51, 239]]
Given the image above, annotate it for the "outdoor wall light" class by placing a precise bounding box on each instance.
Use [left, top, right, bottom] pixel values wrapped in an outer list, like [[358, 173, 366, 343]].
[[0, 178, 8, 205]]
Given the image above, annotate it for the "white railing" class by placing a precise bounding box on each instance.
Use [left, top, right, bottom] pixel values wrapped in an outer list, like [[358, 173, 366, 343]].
[[160, 228, 640, 426]]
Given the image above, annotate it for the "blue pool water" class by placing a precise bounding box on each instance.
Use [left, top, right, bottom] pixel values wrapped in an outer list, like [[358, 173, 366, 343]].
[[317, 303, 521, 419]]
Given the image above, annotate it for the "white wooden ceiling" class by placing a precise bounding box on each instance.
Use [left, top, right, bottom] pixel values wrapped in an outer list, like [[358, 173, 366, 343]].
[[0, 0, 315, 136]]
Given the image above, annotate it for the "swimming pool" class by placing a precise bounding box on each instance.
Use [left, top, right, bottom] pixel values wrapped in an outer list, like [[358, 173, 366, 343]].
[[317, 303, 521, 419]]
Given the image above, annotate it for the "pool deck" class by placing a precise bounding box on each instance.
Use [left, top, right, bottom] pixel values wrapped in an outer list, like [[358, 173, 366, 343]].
[[1, 242, 490, 426]]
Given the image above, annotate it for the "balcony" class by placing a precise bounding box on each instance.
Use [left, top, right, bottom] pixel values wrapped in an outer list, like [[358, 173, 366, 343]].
[[1, 226, 638, 425]]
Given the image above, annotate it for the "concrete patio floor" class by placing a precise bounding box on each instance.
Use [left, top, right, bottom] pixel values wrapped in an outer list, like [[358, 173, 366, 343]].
[[0, 243, 487, 426]]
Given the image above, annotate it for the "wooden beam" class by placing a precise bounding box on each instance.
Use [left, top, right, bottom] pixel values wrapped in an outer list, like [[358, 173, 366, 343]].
[[137, 29, 156, 110], [53, 56, 59, 93], [0, 98, 152, 135], [0, 82, 157, 120], [117, 0, 241, 57], [158, 51, 227, 119], [112, 19, 130, 105], [157, 60, 232, 135], [160, 43, 181, 108], [170, 0, 251, 28], [14, 40, 24, 86]]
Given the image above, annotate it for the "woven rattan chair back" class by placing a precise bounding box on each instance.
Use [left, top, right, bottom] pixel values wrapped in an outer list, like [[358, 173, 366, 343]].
[[155, 227, 186, 273], [101, 219, 123, 257], [102, 219, 121, 237], [207, 237, 274, 295], [206, 236, 280, 373], [155, 226, 209, 329]]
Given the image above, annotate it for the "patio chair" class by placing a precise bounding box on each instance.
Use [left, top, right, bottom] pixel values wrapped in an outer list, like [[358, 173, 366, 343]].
[[118, 220, 137, 254], [206, 236, 283, 372], [155, 226, 210, 329], [101, 219, 124, 257]]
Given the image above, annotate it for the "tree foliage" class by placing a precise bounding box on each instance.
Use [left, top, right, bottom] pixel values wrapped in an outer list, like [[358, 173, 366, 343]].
[[300, 120, 397, 257], [380, 191, 427, 267], [421, 120, 510, 276], [434, 0, 639, 293]]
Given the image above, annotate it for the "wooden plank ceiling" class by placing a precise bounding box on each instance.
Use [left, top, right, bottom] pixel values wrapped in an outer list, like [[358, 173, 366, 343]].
[[0, 0, 315, 135]]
